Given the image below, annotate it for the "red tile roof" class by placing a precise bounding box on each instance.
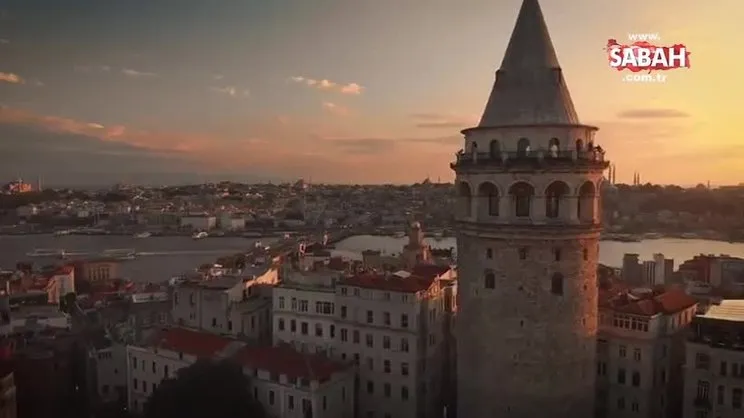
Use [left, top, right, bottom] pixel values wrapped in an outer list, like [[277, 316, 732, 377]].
[[339, 273, 434, 293], [232, 344, 348, 382], [410, 264, 452, 280], [601, 288, 697, 316], [154, 328, 234, 358]]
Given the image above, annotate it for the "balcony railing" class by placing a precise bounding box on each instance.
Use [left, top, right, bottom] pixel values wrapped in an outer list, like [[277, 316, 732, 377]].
[[451, 149, 609, 169]]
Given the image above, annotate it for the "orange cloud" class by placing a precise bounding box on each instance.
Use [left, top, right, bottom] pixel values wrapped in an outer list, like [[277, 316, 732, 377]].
[[0, 106, 462, 184], [290, 76, 364, 95], [0, 72, 24, 84]]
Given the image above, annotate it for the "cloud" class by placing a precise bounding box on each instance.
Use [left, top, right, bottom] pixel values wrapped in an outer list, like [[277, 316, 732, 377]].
[[0, 72, 24, 84], [121, 68, 158, 78], [210, 86, 250, 98], [322, 102, 349, 116], [0, 39, 8, 44], [616, 108, 690, 119], [289, 76, 364, 95], [409, 112, 477, 129]]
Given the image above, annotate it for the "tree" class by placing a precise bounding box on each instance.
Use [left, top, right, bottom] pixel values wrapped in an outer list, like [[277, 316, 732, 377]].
[[144, 359, 264, 418]]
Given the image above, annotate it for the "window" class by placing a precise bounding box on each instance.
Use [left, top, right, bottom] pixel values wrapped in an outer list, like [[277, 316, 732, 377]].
[[367, 358, 374, 371], [366, 334, 374, 348], [551, 273, 563, 295], [290, 319, 296, 332], [228, 320, 232, 331], [278, 296, 285, 309], [553, 248, 561, 261], [617, 368, 626, 384], [510, 182, 533, 217], [133, 378, 138, 389], [340, 306, 347, 318], [401, 363, 409, 376], [299, 300, 309, 312], [152, 361, 156, 373], [164, 365, 169, 377], [341, 287, 348, 295], [367, 380, 374, 394], [518, 248, 528, 260], [301, 322, 308, 335], [341, 329, 348, 342], [401, 386, 409, 401], [720, 361, 728, 376], [353, 330, 360, 344], [401, 314, 409, 328], [291, 298, 297, 310], [695, 353, 710, 370], [132, 357, 137, 369], [288, 395, 295, 410], [384, 383, 391, 397], [484, 271, 496, 289], [696, 380, 710, 400], [619, 345, 627, 358], [631, 402, 639, 412], [733, 388, 742, 409], [596, 362, 607, 376], [383, 336, 391, 349], [617, 397, 625, 410], [269, 390, 275, 405], [383, 312, 391, 325], [486, 248, 493, 259], [367, 310, 374, 324], [400, 338, 409, 352], [717, 385, 724, 405], [633, 348, 641, 362], [315, 323, 323, 337], [315, 301, 334, 315], [278, 318, 285, 331], [384, 360, 391, 373], [330, 324, 335, 338], [631, 371, 640, 387]]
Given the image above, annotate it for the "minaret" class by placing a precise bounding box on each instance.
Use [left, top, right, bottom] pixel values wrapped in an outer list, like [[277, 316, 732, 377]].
[[451, 1, 608, 417]]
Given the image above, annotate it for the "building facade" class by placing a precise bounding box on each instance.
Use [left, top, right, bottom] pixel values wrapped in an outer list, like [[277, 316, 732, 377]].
[[596, 288, 697, 418], [272, 265, 457, 418], [682, 300, 744, 418], [451, 0, 608, 417]]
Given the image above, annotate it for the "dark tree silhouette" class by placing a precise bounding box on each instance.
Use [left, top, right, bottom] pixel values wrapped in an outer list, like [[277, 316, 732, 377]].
[[144, 359, 264, 418]]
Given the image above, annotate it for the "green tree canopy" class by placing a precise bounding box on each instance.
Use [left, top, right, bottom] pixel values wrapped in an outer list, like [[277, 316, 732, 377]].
[[144, 359, 264, 418]]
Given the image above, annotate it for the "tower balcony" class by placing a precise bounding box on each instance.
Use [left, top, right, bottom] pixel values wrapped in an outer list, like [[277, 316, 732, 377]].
[[450, 149, 609, 171]]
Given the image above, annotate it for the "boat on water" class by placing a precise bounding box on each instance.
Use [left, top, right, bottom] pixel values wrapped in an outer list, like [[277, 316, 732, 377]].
[[134, 232, 152, 238], [26, 248, 66, 257], [393, 232, 406, 239], [192, 231, 209, 240], [53, 230, 72, 237], [433, 232, 444, 240], [101, 248, 136, 260]]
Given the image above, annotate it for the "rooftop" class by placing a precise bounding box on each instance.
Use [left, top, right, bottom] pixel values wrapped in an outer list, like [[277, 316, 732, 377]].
[[600, 288, 697, 317], [151, 327, 236, 358], [233, 344, 349, 382], [699, 300, 744, 322], [339, 273, 435, 294]]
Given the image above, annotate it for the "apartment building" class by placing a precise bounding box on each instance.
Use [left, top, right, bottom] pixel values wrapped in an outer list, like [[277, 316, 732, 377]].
[[171, 265, 277, 342], [596, 287, 698, 418], [272, 263, 457, 418], [126, 327, 353, 418], [682, 300, 744, 418]]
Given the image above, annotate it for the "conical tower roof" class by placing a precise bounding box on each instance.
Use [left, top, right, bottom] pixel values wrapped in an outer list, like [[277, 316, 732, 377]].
[[477, 0, 579, 127]]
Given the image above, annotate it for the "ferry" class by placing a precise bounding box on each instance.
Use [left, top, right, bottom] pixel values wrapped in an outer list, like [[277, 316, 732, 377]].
[[101, 248, 136, 260], [26, 248, 66, 257], [192, 231, 209, 240], [134, 232, 152, 238]]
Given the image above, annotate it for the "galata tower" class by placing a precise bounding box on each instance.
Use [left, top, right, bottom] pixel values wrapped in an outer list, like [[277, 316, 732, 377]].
[[452, 0, 609, 417]]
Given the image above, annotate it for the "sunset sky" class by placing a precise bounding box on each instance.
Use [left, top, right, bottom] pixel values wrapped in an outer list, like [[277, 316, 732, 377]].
[[0, 0, 740, 186]]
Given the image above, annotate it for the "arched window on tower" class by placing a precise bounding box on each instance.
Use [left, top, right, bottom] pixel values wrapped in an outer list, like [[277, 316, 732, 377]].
[[545, 181, 570, 219], [484, 271, 496, 289], [551, 273, 564, 295], [477, 182, 499, 218], [548, 138, 560, 157], [509, 182, 534, 218], [517, 138, 531, 157], [486, 248, 493, 259], [489, 140, 500, 159], [577, 181, 596, 222], [457, 182, 472, 218]]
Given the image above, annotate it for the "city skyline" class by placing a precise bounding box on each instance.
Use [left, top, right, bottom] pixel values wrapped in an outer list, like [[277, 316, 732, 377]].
[[0, 0, 738, 185]]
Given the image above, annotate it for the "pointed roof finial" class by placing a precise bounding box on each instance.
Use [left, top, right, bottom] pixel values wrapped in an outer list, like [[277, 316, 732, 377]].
[[477, 0, 579, 127]]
